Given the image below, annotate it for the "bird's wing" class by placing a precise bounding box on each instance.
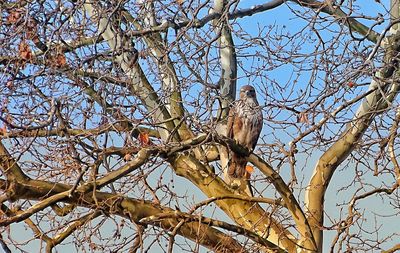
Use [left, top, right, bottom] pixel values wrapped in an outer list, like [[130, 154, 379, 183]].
[[226, 103, 236, 138], [250, 109, 263, 150]]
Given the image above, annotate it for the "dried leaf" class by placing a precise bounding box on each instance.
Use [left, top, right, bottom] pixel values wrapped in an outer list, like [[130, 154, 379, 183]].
[[46, 50, 67, 68], [6, 10, 23, 25], [297, 112, 310, 124], [138, 132, 151, 146], [89, 242, 97, 250], [0, 125, 7, 135], [6, 114, 13, 125], [245, 165, 254, 174], [124, 153, 132, 161], [245, 165, 254, 179], [1, 99, 9, 110], [54, 53, 67, 67], [139, 50, 147, 59], [18, 41, 33, 60], [6, 80, 14, 89], [348, 81, 355, 88], [26, 18, 38, 40]]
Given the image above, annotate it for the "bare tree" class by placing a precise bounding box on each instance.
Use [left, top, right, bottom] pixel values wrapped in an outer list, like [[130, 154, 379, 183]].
[[1, 0, 400, 252]]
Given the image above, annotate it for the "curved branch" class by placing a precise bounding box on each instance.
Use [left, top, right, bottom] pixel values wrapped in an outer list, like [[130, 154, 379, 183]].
[[0, 142, 29, 181], [304, 25, 400, 251], [140, 211, 285, 252], [212, 0, 237, 119], [170, 153, 299, 252], [191, 195, 286, 210], [125, 1, 285, 37], [213, 135, 317, 250], [46, 211, 102, 252], [290, 0, 379, 43], [383, 243, 400, 253], [388, 108, 400, 181], [0, 98, 56, 131], [83, 2, 177, 142], [129, 4, 192, 141], [0, 178, 245, 252], [248, 154, 317, 251], [1, 123, 159, 140]]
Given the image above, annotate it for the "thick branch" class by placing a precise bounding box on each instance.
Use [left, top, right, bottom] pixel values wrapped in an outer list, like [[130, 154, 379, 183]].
[[1, 123, 159, 140], [291, 0, 379, 43], [125, 1, 285, 37], [140, 211, 284, 252], [0, 142, 28, 181], [169, 153, 298, 252], [130, 4, 191, 141], [213, 0, 237, 119], [0, 179, 245, 252], [383, 243, 400, 253], [215, 135, 317, 250], [248, 154, 317, 251], [304, 26, 400, 251], [83, 2, 177, 142], [388, 108, 400, 181], [46, 211, 102, 252]]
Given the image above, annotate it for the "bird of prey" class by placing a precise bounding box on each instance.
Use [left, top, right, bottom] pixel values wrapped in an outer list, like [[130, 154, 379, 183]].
[[227, 85, 263, 179]]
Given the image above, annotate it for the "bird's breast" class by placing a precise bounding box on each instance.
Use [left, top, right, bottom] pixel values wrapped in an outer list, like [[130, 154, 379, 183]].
[[232, 105, 263, 148]]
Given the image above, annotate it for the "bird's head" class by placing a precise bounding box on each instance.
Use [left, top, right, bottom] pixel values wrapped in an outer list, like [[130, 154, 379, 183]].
[[239, 85, 258, 104]]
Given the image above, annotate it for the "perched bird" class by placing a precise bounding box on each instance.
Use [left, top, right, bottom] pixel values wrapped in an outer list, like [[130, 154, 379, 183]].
[[227, 85, 263, 178]]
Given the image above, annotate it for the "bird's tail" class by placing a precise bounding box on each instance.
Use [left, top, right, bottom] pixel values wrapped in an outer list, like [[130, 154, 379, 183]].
[[228, 153, 247, 178]]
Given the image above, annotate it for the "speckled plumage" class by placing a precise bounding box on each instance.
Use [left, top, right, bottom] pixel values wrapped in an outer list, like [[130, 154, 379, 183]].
[[227, 85, 263, 178]]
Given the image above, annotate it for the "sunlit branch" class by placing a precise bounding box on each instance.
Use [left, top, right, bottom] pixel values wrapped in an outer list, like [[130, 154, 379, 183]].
[[0, 178, 246, 252], [305, 29, 400, 250], [170, 153, 298, 251], [0, 233, 11, 253], [34, 36, 105, 56], [248, 154, 317, 251], [124, 1, 285, 37], [291, 0, 379, 43], [139, 211, 285, 252], [93, 148, 155, 189], [80, 134, 212, 190], [212, 0, 237, 119], [0, 98, 56, 131], [1, 124, 160, 140], [72, 68, 131, 87], [214, 135, 317, 250], [50, 203, 76, 217], [46, 211, 102, 252], [133, 3, 191, 142], [388, 108, 400, 181], [291, 86, 380, 146], [0, 146, 152, 226], [0, 189, 71, 227], [349, 184, 398, 209], [190, 195, 286, 211], [0, 142, 28, 181], [24, 218, 53, 250], [84, 1, 177, 142], [382, 243, 400, 253]]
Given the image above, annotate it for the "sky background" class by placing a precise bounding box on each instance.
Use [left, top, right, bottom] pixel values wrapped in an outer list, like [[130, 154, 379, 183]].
[[3, 0, 400, 252]]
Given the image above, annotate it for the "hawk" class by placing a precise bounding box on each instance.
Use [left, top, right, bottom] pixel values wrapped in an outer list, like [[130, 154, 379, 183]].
[[227, 85, 263, 178]]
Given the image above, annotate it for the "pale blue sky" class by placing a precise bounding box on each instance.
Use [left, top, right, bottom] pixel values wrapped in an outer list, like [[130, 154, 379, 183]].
[[3, 1, 400, 252]]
